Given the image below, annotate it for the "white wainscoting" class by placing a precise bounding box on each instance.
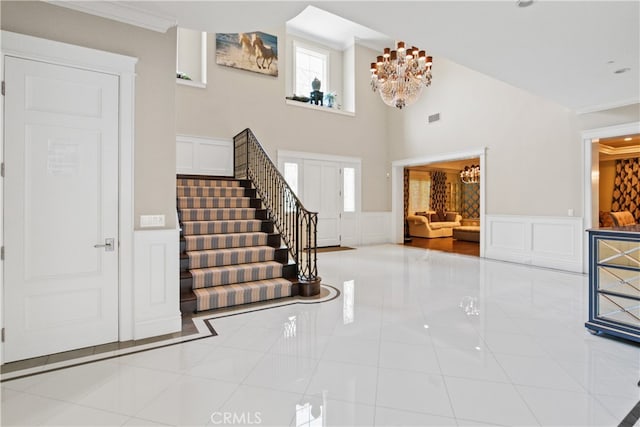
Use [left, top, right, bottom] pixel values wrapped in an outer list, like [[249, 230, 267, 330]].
[[176, 134, 233, 176], [484, 215, 584, 273], [359, 212, 392, 245], [133, 229, 181, 339]]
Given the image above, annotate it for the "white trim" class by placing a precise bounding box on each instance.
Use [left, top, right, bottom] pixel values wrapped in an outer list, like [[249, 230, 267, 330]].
[[1, 30, 137, 354], [278, 149, 362, 165], [119, 69, 136, 342], [0, 38, 4, 363], [391, 148, 487, 257], [176, 79, 207, 89], [201, 31, 208, 85], [285, 99, 355, 116], [0, 31, 136, 74], [133, 229, 181, 340], [582, 122, 640, 141], [575, 98, 640, 115], [45, 0, 176, 33], [581, 121, 640, 273]]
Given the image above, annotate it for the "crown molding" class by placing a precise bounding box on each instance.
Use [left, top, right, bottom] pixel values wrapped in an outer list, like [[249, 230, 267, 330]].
[[599, 144, 640, 161], [46, 1, 176, 33], [575, 97, 640, 115]]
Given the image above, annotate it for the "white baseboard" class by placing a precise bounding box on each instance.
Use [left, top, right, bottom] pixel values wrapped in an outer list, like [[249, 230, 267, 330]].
[[359, 212, 392, 245], [133, 229, 181, 340], [485, 215, 584, 273]]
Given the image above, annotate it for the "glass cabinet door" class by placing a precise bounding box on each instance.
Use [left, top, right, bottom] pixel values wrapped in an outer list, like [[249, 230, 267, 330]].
[[597, 293, 640, 328], [597, 239, 640, 268], [598, 266, 640, 299]]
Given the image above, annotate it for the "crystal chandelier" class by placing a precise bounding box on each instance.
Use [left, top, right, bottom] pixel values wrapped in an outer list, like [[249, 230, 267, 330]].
[[460, 165, 480, 184], [370, 41, 433, 109]]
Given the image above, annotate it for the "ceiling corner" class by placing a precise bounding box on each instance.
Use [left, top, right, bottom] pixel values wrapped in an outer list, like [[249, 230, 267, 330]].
[[45, 0, 177, 33]]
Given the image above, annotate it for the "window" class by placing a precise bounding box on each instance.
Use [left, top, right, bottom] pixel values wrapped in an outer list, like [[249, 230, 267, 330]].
[[283, 162, 299, 195], [343, 167, 355, 212], [294, 42, 328, 96], [176, 27, 207, 87], [409, 170, 431, 214]]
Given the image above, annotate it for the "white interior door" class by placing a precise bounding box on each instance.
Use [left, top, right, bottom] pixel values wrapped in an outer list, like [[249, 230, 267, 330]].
[[4, 56, 119, 362], [303, 160, 341, 247]]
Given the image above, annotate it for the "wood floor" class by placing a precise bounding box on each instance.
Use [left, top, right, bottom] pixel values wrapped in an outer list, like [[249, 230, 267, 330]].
[[404, 236, 480, 257]]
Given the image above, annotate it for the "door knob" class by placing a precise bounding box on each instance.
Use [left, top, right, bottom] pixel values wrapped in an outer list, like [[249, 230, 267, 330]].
[[94, 238, 115, 251]]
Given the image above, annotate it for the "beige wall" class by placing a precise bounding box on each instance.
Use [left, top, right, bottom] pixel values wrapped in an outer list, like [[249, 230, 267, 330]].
[[599, 159, 616, 212], [176, 30, 390, 211], [388, 57, 582, 217], [1, 1, 178, 230]]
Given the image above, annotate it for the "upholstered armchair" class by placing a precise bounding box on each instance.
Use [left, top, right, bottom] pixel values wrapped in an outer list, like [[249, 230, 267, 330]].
[[609, 211, 637, 227]]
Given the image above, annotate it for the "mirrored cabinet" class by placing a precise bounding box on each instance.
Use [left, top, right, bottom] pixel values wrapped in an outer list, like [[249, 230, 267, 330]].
[[586, 227, 640, 343]]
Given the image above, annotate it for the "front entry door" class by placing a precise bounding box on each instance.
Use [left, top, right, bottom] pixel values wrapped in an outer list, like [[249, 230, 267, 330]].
[[4, 57, 119, 362], [303, 160, 341, 247]]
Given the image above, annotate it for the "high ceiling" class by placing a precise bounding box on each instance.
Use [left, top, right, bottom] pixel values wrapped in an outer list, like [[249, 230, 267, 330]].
[[58, 1, 639, 113]]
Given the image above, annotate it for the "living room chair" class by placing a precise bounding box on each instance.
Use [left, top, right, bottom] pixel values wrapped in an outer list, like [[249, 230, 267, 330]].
[[609, 211, 637, 227]]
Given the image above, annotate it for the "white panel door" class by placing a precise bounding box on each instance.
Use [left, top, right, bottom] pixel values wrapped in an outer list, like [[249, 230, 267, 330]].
[[4, 57, 119, 362], [303, 160, 340, 247]]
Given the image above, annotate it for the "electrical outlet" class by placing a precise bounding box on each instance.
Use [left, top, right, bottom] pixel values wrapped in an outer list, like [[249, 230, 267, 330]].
[[140, 215, 165, 227]]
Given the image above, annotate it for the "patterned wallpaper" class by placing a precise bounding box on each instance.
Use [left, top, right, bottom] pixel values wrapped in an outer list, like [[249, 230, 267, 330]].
[[611, 158, 640, 222], [430, 171, 447, 214], [462, 183, 480, 219]]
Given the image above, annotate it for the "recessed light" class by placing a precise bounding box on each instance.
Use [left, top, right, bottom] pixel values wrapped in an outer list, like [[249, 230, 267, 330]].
[[614, 67, 631, 74], [624, 137, 633, 141], [517, 0, 534, 7]]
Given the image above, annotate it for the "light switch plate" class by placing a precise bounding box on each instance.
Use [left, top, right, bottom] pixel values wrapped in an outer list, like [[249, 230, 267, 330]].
[[140, 214, 165, 227]]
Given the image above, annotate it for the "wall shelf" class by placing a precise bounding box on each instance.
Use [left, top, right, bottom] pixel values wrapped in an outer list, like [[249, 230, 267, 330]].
[[285, 99, 355, 117]]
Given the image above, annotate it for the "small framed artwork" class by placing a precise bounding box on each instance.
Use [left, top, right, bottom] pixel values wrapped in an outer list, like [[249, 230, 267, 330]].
[[216, 31, 278, 77]]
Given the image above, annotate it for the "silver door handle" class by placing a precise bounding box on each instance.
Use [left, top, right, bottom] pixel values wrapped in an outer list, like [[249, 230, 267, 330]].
[[94, 238, 115, 251]]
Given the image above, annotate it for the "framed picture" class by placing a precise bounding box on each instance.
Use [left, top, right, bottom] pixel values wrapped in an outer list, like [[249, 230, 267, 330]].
[[216, 31, 278, 77]]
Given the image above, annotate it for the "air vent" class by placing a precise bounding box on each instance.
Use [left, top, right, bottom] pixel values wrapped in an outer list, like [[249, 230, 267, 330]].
[[428, 113, 440, 123]]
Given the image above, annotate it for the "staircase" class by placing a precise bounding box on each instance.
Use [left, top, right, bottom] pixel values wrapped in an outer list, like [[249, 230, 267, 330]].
[[178, 176, 298, 313]]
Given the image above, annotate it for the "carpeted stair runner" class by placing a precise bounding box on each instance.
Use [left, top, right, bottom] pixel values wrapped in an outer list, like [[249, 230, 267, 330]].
[[177, 176, 296, 312]]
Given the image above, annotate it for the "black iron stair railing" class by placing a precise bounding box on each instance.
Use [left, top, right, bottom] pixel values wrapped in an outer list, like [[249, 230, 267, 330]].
[[233, 129, 320, 295]]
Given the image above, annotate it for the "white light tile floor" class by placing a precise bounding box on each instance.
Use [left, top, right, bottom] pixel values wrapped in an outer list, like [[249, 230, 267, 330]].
[[2, 244, 640, 426]]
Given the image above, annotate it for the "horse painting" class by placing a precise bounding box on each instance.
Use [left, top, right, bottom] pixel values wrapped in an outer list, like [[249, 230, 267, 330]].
[[238, 33, 254, 62], [216, 31, 278, 76], [251, 33, 277, 70]]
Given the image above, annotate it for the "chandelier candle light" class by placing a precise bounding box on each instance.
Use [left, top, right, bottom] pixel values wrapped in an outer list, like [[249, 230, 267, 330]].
[[460, 165, 480, 184], [370, 41, 433, 109]]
